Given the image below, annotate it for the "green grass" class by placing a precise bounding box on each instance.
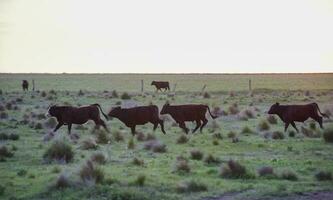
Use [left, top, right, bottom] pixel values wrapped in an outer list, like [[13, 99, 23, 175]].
[[0, 73, 333, 200]]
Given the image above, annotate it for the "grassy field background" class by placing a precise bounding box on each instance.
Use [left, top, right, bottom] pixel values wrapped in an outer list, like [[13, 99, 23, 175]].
[[0, 73, 333, 200], [1, 73, 333, 92]]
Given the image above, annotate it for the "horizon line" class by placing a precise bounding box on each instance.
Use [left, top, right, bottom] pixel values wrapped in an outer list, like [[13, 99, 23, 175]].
[[1, 72, 333, 75]]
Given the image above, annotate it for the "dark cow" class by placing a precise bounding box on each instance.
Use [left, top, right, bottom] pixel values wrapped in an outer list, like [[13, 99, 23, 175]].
[[22, 80, 29, 91], [268, 102, 329, 132], [151, 81, 170, 92], [107, 105, 165, 135], [46, 104, 109, 134], [160, 103, 217, 134]]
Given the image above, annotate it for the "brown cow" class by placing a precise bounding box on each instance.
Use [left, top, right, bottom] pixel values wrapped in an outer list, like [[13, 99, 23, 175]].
[[107, 105, 165, 135], [46, 104, 109, 134], [22, 80, 29, 91], [267, 102, 329, 132], [151, 81, 170, 92], [160, 103, 217, 134]]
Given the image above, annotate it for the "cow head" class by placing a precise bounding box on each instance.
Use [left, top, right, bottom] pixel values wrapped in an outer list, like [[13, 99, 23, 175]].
[[46, 105, 58, 118], [160, 103, 170, 115], [268, 102, 280, 114], [151, 81, 156, 85], [108, 106, 122, 118]]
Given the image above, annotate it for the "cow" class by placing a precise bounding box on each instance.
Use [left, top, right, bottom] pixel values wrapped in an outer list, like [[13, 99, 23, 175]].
[[107, 105, 166, 135], [267, 102, 329, 132], [151, 81, 170, 92], [22, 80, 29, 91], [160, 103, 217, 134], [45, 104, 109, 134]]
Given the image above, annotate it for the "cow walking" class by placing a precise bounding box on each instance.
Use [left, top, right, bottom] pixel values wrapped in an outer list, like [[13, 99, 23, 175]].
[[22, 80, 29, 91], [268, 102, 329, 132], [160, 103, 217, 134], [45, 104, 109, 134], [108, 105, 165, 135], [151, 81, 170, 92]]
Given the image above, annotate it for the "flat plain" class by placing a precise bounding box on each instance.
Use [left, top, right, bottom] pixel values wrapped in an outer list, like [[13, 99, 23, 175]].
[[0, 73, 333, 200]]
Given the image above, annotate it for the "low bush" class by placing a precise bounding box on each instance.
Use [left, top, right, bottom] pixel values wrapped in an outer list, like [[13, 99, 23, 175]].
[[266, 115, 277, 124], [258, 120, 270, 131], [121, 92, 131, 100], [241, 126, 253, 134], [257, 166, 276, 178], [323, 126, 333, 143], [133, 174, 146, 186], [132, 157, 144, 166], [203, 92, 210, 98], [95, 129, 111, 144], [315, 170, 332, 181], [90, 152, 107, 165], [43, 139, 74, 163], [135, 132, 146, 141], [44, 117, 57, 129], [0, 145, 14, 160], [174, 159, 191, 173], [81, 138, 98, 150], [272, 131, 284, 140], [128, 138, 135, 149], [176, 180, 207, 193], [280, 170, 298, 181], [219, 160, 253, 179], [190, 149, 204, 160], [227, 131, 237, 138], [79, 160, 104, 185], [144, 140, 167, 153], [54, 173, 72, 189], [204, 154, 220, 165], [8, 133, 19, 141], [112, 90, 118, 98], [113, 131, 124, 142], [176, 134, 189, 144]]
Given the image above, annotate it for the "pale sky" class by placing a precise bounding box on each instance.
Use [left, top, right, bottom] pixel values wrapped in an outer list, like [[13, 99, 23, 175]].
[[0, 0, 332, 73]]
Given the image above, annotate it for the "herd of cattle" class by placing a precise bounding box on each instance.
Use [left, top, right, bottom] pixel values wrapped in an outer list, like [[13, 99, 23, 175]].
[[23, 80, 330, 135]]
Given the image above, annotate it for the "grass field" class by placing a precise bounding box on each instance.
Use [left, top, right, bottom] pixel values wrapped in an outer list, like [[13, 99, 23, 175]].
[[0, 73, 333, 200]]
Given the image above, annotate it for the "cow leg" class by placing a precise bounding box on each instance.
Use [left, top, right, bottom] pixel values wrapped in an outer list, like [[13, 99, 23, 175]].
[[192, 120, 202, 133], [311, 116, 324, 129], [130, 126, 136, 135], [153, 123, 158, 131], [179, 122, 189, 134], [159, 119, 166, 134], [200, 118, 208, 132], [284, 122, 290, 132], [67, 123, 72, 134], [53, 122, 64, 132], [290, 122, 299, 133]]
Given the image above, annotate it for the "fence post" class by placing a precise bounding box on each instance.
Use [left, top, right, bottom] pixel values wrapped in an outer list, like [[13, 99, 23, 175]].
[[249, 79, 252, 92], [141, 80, 144, 93], [201, 84, 206, 95], [32, 79, 35, 91], [173, 83, 177, 92]]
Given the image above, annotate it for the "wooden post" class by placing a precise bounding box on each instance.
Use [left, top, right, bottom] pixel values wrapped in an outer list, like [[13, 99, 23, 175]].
[[201, 84, 206, 95], [249, 79, 252, 92], [173, 83, 177, 92], [32, 79, 35, 91], [141, 80, 144, 93]]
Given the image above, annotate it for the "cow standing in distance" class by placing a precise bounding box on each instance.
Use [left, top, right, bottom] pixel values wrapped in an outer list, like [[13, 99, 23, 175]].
[[151, 81, 170, 92], [108, 105, 166, 135], [46, 104, 109, 134], [160, 103, 217, 134], [268, 102, 329, 132], [22, 80, 29, 91]]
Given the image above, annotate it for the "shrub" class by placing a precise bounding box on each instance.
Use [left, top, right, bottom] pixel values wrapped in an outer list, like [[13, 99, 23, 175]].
[[309, 122, 316, 130], [81, 138, 98, 150], [0, 184, 5, 196], [0, 145, 13, 160], [79, 160, 104, 185], [176, 134, 188, 144], [272, 131, 284, 140], [258, 120, 270, 131], [5, 102, 12, 110], [232, 137, 240, 143], [90, 152, 107, 165], [95, 130, 111, 144], [266, 115, 277, 124], [280, 170, 298, 181], [0, 112, 8, 119], [144, 140, 167, 153], [41, 91, 47, 97], [78, 90, 84, 96], [43, 139, 74, 163], [54, 173, 72, 189], [51, 166, 61, 173], [132, 157, 144, 166], [121, 92, 131, 100], [190, 150, 203, 160], [145, 133, 156, 141], [135, 132, 146, 141], [0, 133, 8, 140], [241, 126, 253, 134], [127, 138, 135, 149], [176, 180, 207, 193], [228, 105, 239, 115], [212, 133, 223, 140], [227, 131, 237, 138], [17, 169, 27, 176], [8, 133, 19, 141], [203, 92, 210, 98], [133, 174, 146, 186], [113, 131, 124, 142], [204, 154, 220, 165], [44, 117, 57, 129], [289, 130, 296, 137], [258, 166, 275, 178], [212, 139, 219, 145], [34, 122, 43, 130], [219, 160, 252, 179], [315, 170, 332, 181], [112, 90, 118, 98], [323, 126, 333, 143], [174, 159, 191, 173]]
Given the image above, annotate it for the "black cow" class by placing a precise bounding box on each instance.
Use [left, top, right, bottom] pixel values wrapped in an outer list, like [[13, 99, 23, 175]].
[[22, 80, 29, 91], [46, 104, 109, 134], [151, 81, 170, 92], [268, 102, 329, 132], [108, 105, 165, 135]]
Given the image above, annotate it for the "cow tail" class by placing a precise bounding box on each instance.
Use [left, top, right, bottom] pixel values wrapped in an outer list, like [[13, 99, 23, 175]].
[[91, 104, 109, 120], [206, 106, 218, 119], [313, 103, 329, 118]]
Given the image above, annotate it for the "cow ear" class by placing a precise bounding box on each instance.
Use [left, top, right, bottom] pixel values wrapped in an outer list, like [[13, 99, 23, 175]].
[[275, 102, 280, 106]]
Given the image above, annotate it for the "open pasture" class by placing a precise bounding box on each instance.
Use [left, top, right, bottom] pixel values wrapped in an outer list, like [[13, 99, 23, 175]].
[[0, 73, 333, 200]]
